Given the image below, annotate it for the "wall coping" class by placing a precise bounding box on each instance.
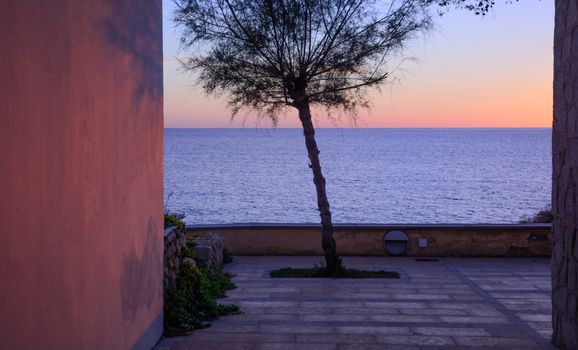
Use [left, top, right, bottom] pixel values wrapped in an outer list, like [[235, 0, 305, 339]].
[[187, 223, 551, 231]]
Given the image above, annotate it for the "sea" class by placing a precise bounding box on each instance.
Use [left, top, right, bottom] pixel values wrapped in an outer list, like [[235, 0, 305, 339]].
[[164, 128, 551, 225]]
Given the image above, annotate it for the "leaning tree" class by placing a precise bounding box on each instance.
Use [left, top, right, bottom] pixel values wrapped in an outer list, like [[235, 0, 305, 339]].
[[174, 0, 433, 273]]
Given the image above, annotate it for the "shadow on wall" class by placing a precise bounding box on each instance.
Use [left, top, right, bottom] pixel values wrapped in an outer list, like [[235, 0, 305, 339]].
[[99, 0, 163, 109], [120, 218, 163, 323]]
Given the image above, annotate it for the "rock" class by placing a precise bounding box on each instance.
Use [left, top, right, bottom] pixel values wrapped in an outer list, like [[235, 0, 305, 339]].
[[191, 232, 224, 269], [184, 257, 197, 268]]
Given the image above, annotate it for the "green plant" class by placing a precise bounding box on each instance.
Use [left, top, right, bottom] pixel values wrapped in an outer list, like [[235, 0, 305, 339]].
[[520, 205, 553, 224], [164, 192, 186, 229], [181, 239, 196, 258], [163, 255, 240, 335], [203, 269, 237, 298], [164, 213, 185, 229]]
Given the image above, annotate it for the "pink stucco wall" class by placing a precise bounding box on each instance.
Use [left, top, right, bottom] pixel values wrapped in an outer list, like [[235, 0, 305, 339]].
[[0, 1, 164, 349]]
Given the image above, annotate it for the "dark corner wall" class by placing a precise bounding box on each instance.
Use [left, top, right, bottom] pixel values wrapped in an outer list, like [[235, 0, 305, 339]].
[[552, 1, 578, 348], [0, 1, 163, 349]]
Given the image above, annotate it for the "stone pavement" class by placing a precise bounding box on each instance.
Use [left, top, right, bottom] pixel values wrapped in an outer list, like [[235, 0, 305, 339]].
[[155, 256, 555, 350]]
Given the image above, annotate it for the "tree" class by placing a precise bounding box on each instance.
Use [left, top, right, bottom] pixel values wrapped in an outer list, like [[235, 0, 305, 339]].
[[173, 0, 578, 347], [174, 0, 432, 273]]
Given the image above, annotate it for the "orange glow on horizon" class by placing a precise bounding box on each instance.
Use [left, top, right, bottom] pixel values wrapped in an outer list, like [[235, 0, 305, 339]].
[[163, 1, 554, 129]]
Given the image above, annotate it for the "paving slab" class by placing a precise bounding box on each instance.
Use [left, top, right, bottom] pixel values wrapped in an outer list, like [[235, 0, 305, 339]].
[[155, 256, 556, 349]]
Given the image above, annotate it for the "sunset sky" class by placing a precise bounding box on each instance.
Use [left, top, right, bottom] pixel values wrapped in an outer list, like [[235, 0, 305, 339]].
[[163, 1, 554, 128]]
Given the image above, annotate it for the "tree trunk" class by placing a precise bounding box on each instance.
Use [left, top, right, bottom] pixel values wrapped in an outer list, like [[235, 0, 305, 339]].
[[552, 1, 578, 348], [296, 100, 343, 273]]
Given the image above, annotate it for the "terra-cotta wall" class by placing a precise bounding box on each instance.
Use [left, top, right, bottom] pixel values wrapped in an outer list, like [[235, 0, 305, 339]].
[[0, 1, 164, 349]]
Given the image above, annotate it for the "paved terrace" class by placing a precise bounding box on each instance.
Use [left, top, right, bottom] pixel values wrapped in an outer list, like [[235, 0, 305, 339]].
[[156, 256, 555, 350]]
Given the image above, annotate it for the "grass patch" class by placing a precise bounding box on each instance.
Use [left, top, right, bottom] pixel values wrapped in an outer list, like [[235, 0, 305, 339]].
[[269, 267, 399, 279]]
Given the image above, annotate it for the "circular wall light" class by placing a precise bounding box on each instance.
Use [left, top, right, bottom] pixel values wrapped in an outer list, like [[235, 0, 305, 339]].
[[384, 230, 409, 256]]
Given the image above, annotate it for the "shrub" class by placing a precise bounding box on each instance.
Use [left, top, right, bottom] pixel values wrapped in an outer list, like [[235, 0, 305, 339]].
[[520, 205, 553, 224], [163, 236, 239, 335], [163, 192, 186, 229], [164, 213, 185, 229], [164, 262, 239, 335]]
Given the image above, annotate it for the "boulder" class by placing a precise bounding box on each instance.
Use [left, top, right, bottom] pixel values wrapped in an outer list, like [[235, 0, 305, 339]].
[[191, 232, 224, 269]]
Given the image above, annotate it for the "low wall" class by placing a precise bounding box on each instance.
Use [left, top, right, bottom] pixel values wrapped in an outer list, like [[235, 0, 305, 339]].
[[187, 224, 552, 257]]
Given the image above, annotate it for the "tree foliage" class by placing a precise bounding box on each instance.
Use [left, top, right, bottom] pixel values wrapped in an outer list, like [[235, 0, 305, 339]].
[[174, 0, 503, 122], [174, 0, 437, 123], [435, 0, 496, 15]]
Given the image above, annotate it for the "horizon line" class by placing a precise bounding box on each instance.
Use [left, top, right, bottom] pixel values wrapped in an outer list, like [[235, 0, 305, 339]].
[[163, 126, 553, 129]]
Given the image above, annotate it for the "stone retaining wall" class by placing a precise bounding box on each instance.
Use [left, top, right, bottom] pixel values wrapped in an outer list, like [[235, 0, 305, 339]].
[[187, 224, 551, 257], [165, 227, 226, 280], [164, 225, 187, 287]]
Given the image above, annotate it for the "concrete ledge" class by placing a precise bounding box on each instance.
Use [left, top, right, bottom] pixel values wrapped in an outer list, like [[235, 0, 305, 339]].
[[187, 223, 551, 257]]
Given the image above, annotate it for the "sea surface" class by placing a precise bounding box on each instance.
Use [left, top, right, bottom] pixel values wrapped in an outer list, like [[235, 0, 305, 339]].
[[164, 128, 551, 224]]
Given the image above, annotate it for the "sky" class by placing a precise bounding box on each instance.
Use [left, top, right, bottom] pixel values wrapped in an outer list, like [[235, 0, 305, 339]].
[[163, 1, 554, 128]]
